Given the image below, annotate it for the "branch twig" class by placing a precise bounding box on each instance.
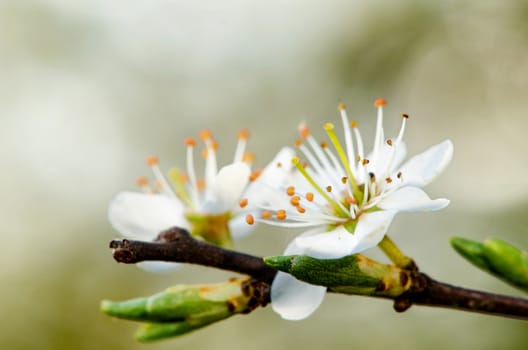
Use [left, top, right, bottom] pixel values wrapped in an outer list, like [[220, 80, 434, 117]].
[[110, 227, 528, 320]]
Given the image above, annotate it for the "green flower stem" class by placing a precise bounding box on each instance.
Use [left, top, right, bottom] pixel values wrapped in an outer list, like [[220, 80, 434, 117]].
[[378, 235, 414, 269]]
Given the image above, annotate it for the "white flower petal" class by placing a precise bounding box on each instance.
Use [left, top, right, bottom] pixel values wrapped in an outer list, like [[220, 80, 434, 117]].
[[351, 210, 397, 253], [271, 271, 326, 321], [228, 213, 256, 240], [396, 139, 453, 187], [295, 226, 359, 259], [201, 162, 251, 214], [137, 261, 182, 272], [244, 147, 295, 208], [378, 186, 450, 212], [108, 192, 189, 240]]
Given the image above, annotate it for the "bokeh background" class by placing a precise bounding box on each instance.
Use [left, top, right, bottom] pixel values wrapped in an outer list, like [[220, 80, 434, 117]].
[[2, 0, 528, 349]]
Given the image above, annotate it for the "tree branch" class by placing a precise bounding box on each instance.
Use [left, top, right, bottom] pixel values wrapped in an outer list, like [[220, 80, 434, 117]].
[[110, 227, 528, 320]]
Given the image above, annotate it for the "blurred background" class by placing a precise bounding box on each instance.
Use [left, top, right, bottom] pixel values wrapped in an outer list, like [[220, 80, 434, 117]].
[[1, 0, 528, 349]]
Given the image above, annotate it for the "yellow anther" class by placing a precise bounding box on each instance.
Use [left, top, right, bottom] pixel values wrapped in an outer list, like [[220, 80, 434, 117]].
[[326, 185, 332, 192], [276, 210, 287, 221], [306, 192, 314, 202], [338, 102, 346, 111], [286, 186, 295, 196], [296, 206, 306, 214], [350, 120, 358, 128]]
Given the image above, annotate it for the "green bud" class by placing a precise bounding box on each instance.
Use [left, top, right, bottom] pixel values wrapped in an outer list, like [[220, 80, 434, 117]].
[[450, 237, 528, 293], [264, 254, 411, 297], [101, 278, 265, 340]]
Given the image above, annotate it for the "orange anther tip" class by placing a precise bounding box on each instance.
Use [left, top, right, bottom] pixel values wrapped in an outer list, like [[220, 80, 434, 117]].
[[326, 186, 332, 192], [374, 98, 387, 107], [320, 141, 328, 148], [210, 140, 219, 150], [276, 210, 287, 221], [245, 214, 255, 225], [296, 206, 306, 214], [294, 139, 303, 147], [261, 211, 272, 219], [298, 123, 310, 139], [243, 151, 255, 163], [238, 129, 250, 140], [341, 177, 348, 184], [401, 113, 409, 119], [184, 137, 196, 147], [387, 139, 393, 146], [338, 102, 346, 111], [306, 192, 314, 202], [249, 168, 263, 182], [199, 129, 213, 141], [362, 159, 370, 165], [286, 186, 295, 196], [146, 155, 159, 166], [135, 176, 149, 187], [350, 120, 358, 128], [239, 198, 249, 208]]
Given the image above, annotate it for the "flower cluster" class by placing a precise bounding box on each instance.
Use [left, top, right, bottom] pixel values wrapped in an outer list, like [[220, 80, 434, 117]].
[[108, 98, 452, 321], [108, 129, 293, 271], [244, 99, 453, 319]]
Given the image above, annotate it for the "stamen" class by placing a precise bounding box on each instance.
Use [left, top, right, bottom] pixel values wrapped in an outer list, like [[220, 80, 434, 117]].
[[324, 123, 359, 193], [239, 198, 248, 208], [185, 141, 200, 206], [146, 155, 175, 197], [341, 177, 348, 184], [338, 103, 357, 177], [372, 98, 386, 172], [168, 168, 193, 207], [306, 192, 314, 202], [286, 186, 295, 196], [234, 129, 249, 163], [383, 113, 408, 178], [292, 156, 348, 217], [296, 206, 306, 214], [246, 214, 255, 225], [326, 185, 332, 192]]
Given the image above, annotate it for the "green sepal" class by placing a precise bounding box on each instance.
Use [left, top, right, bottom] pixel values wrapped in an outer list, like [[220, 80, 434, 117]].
[[264, 254, 411, 297], [450, 237, 528, 293]]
